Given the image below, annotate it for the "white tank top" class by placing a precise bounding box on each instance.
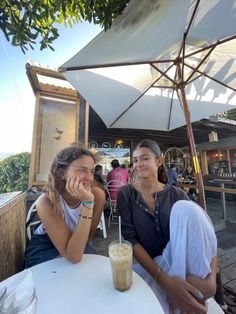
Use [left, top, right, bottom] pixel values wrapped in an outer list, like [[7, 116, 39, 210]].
[[34, 196, 83, 234]]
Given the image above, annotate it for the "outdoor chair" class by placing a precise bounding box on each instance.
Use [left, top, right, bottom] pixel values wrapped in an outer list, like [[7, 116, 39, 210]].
[[106, 180, 125, 228], [96, 211, 107, 238], [26, 201, 41, 241]]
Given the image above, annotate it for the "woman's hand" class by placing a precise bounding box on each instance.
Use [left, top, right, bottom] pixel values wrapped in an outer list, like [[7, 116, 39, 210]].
[[160, 274, 208, 313], [66, 176, 94, 202]]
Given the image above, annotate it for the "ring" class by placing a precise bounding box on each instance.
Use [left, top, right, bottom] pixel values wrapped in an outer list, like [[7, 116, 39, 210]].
[[195, 291, 204, 300]]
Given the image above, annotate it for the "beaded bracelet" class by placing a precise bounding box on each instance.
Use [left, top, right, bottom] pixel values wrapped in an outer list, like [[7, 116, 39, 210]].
[[154, 266, 161, 282], [79, 214, 93, 220]]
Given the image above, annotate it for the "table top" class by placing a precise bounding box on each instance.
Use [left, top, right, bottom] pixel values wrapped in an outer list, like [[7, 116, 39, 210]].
[[1, 255, 164, 314]]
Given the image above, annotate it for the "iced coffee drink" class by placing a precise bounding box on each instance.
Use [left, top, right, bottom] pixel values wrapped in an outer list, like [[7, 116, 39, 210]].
[[109, 240, 133, 292]]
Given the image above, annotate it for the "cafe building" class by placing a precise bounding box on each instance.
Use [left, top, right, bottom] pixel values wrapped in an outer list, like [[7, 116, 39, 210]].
[[26, 63, 236, 231]]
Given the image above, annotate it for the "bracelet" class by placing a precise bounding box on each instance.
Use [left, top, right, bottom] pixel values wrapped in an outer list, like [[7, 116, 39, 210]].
[[154, 266, 161, 282], [82, 201, 94, 209], [79, 214, 93, 220], [82, 201, 95, 205]]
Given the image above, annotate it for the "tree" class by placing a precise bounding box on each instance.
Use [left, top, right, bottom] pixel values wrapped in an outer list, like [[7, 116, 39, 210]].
[[225, 109, 236, 121], [217, 109, 236, 121], [0, 152, 30, 193], [0, 0, 130, 53]]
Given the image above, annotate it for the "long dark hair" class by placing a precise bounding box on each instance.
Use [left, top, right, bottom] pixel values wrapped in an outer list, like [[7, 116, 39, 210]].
[[44, 143, 96, 213], [134, 139, 168, 184]]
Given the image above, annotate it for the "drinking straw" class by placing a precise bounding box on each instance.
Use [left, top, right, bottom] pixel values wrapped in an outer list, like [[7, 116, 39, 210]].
[[118, 216, 122, 244]]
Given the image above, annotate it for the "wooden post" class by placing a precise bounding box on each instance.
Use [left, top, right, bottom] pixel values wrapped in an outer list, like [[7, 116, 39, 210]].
[[28, 92, 42, 187], [201, 151, 208, 175], [78, 95, 89, 145]]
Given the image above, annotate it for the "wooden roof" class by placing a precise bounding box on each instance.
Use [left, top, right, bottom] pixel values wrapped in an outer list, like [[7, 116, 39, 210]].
[[89, 107, 236, 149], [25, 63, 78, 101]]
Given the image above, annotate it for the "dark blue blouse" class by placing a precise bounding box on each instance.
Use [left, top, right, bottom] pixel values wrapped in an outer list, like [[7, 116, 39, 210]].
[[117, 184, 189, 258]]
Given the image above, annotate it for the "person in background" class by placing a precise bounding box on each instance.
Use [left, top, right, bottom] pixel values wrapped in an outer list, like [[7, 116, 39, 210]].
[[117, 139, 217, 314], [183, 165, 195, 182], [167, 163, 179, 186], [107, 159, 129, 185], [94, 164, 106, 187], [24, 143, 105, 268], [128, 162, 136, 184]]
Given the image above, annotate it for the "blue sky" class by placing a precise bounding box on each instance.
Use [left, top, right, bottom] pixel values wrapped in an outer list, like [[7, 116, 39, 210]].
[[0, 22, 101, 153]]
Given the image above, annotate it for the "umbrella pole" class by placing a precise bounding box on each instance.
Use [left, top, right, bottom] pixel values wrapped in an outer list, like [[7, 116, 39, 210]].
[[177, 86, 206, 210]]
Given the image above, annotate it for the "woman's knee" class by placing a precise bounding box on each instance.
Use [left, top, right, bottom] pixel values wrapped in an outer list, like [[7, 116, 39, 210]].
[[171, 200, 201, 220]]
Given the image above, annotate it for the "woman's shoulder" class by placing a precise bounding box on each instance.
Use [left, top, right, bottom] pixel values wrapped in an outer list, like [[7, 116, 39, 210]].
[[119, 184, 135, 194], [163, 184, 189, 196], [36, 193, 52, 207], [36, 193, 55, 217], [165, 184, 190, 200]]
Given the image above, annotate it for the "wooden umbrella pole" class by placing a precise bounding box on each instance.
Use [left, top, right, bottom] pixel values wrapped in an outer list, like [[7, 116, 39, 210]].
[[176, 84, 206, 210]]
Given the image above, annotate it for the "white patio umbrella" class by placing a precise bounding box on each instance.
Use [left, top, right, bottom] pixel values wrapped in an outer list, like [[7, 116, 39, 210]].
[[59, 0, 236, 209]]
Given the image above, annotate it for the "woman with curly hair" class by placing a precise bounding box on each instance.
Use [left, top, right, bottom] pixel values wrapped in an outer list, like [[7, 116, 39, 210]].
[[25, 143, 105, 268]]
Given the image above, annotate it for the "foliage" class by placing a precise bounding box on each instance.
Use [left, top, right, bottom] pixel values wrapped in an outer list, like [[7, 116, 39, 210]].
[[217, 109, 236, 121], [0, 0, 130, 53], [224, 109, 236, 121], [0, 152, 30, 193]]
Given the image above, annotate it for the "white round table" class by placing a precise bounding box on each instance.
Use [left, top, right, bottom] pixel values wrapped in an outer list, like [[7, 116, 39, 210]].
[[30, 255, 164, 313]]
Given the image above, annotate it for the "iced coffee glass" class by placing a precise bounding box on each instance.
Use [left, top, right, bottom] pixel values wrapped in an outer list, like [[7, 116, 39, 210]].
[[108, 240, 133, 292]]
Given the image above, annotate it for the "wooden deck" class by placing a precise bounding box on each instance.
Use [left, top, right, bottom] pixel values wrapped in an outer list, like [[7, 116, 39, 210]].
[[217, 222, 236, 292]]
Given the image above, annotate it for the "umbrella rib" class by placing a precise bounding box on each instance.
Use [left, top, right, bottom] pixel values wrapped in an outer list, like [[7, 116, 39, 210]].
[[177, 0, 200, 61], [184, 0, 201, 38], [186, 74, 202, 85], [60, 59, 175, 72], [167, 88, 176, 130], [184, 62, 236, 92], [151, 63, 176, 85], [184, 35, 236, 59], [152, 85, 175, 89], [185, 44, 217, 85], [109, 63, 175, 128]]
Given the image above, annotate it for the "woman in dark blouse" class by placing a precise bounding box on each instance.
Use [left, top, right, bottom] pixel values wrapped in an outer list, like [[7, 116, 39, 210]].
[[117, 139, 217, 314]]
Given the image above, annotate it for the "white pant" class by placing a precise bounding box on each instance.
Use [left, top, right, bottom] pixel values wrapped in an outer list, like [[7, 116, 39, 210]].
[[133, 200, 217, 313]]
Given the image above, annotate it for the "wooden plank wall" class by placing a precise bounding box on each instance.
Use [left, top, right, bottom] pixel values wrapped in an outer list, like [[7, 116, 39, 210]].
[[0, 193, 26, 281]]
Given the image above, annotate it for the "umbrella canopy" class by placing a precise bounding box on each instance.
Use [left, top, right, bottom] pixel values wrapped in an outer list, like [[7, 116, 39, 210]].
[[59, 0, 236, 208], [60, 0, 236, 130]]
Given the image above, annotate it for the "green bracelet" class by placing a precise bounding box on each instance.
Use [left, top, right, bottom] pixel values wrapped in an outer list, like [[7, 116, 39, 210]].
[[82, 201, 95, 205]]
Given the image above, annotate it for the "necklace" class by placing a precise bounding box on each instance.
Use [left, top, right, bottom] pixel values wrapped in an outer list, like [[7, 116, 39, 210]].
[[64, 198, 81, 209], [139, 190, 157, 212]]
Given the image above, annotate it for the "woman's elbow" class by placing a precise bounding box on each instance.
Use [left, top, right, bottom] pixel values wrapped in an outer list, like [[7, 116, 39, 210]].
[[63, 252, 83, 264]]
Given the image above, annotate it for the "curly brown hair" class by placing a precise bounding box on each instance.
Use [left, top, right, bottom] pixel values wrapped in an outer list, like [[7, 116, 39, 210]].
[[44, 143, 96, 214]]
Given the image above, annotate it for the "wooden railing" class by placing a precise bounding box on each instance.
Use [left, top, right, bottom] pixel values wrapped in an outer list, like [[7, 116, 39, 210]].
[[178, 183, 236, 194], [0, 192, 26, 281], [178, 183, 236, 222]]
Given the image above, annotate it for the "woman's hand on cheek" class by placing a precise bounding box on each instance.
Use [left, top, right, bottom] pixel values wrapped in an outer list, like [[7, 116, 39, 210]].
[[66, 176, 81, 198], [77, 181, 94, 202], [66, 176, 94, 201]]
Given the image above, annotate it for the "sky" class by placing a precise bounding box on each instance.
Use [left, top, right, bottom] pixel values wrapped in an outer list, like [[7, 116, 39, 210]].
[[0, 22, 101, 154]]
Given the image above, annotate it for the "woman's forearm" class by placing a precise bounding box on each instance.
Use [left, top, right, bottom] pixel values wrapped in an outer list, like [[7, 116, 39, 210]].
[[64, 207, 94, 262], [133, 243, 162, 278], [187, 256, 217, 299]]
